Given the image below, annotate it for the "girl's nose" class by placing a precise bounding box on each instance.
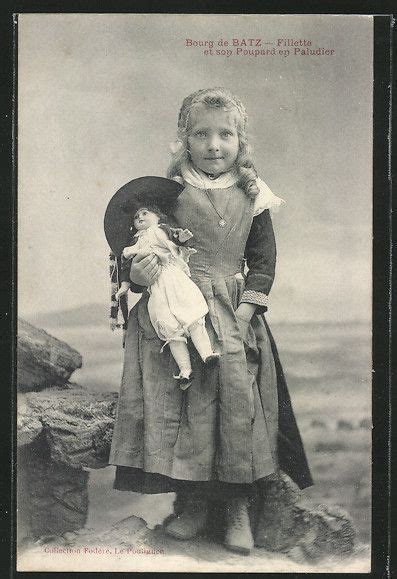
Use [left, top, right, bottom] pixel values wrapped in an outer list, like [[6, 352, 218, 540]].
[[207, 135, 220, 151]]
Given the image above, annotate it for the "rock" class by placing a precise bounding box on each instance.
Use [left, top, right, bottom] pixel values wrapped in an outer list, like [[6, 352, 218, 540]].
[[254, 472, 305, 550], [17, 318, 82, 391], [17, 396, 43, 446], [291, 504, 356, 560], [18, 438, 89, 541], [17, 387, 118, 469], [253, 474, 355, 559]]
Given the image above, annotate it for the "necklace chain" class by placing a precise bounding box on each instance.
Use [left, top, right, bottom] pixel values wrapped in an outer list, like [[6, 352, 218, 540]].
[[204, 189, 232, 228]]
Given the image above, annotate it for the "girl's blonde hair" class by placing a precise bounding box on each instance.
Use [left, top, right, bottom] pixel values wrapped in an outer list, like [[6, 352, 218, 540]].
[[167, 87, 259, 198]]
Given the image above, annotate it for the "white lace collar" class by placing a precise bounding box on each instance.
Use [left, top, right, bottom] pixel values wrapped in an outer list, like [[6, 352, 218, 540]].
[[175, 161, 285, 216], [180, 161, 239, 190]]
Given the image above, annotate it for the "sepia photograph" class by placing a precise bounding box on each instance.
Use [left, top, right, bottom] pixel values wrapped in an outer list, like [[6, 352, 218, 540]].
[[16, 13, 375, 572]]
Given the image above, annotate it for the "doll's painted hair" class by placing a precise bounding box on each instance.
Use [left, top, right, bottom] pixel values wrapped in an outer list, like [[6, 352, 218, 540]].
[[167, 87, 259, 199], [125, 203, 169, 236]]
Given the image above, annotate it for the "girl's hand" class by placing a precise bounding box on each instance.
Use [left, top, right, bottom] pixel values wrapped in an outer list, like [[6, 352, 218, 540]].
[[236, 316, 250, 342], [235, 303, 256, 342], [129, 252, 160, 286]]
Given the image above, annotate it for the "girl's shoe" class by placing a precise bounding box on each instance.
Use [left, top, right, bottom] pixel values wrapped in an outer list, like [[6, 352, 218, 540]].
[[224, 497, 254, 554], [204, 353, 220, 367], [164, 497, 208, 540]]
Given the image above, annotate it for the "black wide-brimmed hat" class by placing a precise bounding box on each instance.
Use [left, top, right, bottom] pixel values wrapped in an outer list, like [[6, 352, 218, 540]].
[[104, 176, 184, 255]]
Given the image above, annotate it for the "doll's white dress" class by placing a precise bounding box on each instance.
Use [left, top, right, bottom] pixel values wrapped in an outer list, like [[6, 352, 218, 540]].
[[128, 225, 208, 344]]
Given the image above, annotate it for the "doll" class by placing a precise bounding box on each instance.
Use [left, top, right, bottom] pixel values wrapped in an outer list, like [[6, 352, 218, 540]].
[[115, 203, 220, 389]]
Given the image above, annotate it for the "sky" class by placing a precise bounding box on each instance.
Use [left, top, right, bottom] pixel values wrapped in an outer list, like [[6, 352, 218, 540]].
[[17, 14, 373, 323]]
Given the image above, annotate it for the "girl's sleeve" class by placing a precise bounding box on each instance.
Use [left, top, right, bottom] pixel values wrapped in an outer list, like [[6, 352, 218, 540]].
[[119, 255, 132, 283], [241, 209, 276, 314]]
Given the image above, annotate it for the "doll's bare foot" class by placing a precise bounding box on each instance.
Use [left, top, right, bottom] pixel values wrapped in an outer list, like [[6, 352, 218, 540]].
[[173, 371, 194, 390], [204, 353, 220, 367]]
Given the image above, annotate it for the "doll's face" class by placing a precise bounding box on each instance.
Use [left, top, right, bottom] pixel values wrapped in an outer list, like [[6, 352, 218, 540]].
[[187, 105, 240, 177], [133, 208, 160, 231]]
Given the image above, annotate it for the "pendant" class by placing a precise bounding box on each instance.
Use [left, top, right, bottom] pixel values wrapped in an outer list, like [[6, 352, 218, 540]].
[[219, 219, 226, 228]]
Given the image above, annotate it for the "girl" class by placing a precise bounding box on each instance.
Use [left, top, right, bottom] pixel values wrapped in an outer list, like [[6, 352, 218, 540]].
[[108, 88, 312, 554], [114, 197, 220, 388]]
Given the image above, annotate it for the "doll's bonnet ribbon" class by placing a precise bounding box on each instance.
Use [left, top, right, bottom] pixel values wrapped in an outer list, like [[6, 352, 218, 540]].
[[109, 251, 128, 333]]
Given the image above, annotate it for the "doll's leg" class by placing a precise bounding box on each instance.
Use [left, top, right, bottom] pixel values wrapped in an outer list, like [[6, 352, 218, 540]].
[[189, 319, 220, 366], [168, 340, 193, 390]]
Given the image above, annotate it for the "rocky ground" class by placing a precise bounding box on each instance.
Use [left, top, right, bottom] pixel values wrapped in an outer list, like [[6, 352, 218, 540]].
[[18, 513, 370, 573], [16, 318, 371, 573]]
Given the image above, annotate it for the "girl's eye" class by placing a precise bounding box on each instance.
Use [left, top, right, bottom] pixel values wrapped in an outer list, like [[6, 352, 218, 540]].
[[221, 131, 233, 138]]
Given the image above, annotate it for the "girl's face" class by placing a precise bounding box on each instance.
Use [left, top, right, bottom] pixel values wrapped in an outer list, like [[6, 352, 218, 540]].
[[133, 208, 160, 231], [187, 106, 240, 177]]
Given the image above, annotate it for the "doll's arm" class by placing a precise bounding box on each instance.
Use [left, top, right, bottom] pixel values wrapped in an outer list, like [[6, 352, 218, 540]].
[[171, 227, 194, 244], [122, 245, 138, 260], [159, 223, 193, 245], [115, 281, 130, 300], [121, 234, 140, 260]]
